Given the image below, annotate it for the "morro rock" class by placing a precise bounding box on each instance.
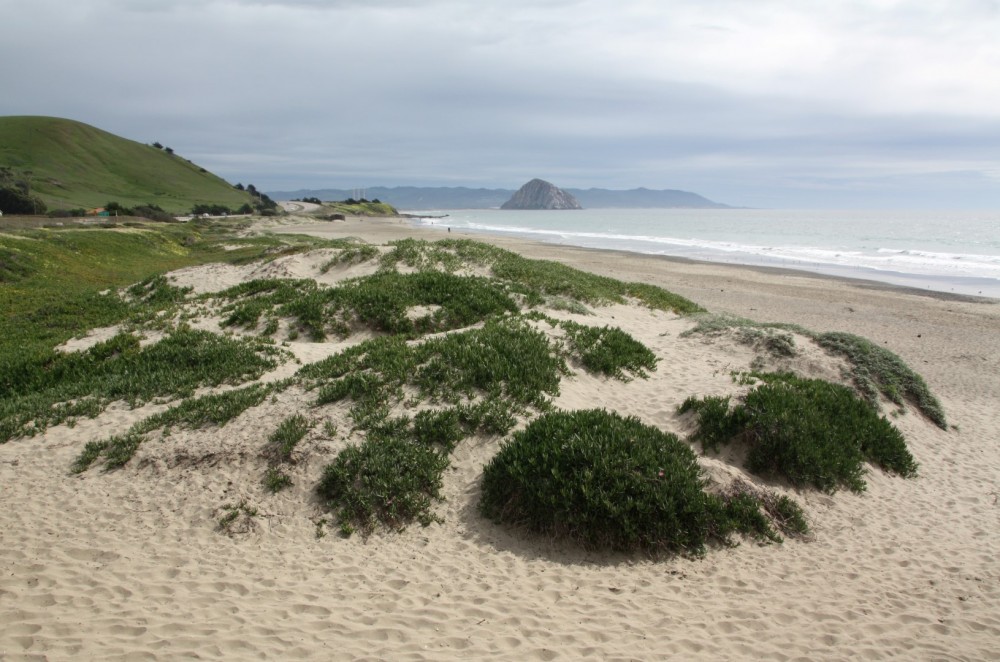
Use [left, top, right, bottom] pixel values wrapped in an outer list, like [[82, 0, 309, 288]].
[[500, 179, 582, 210]]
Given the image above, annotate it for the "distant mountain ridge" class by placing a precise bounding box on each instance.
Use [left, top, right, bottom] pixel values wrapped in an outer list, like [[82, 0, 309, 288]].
[[268, 185, 729, 210]]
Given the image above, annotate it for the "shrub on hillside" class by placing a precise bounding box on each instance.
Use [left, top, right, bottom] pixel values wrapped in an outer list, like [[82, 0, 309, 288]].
[[680, 373, 918, 493]]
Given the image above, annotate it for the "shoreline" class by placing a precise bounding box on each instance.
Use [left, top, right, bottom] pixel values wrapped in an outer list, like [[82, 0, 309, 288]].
[[277, 214, 998, 303], [402, 209, 1000, 300], [281, 214, 1000, 302]]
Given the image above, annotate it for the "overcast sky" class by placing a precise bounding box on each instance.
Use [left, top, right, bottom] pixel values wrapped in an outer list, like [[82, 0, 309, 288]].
[[3, 0, 1000, 208]]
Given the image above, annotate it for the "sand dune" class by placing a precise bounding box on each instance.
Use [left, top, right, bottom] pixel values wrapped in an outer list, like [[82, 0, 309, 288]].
[[2, 215, 998, 660]]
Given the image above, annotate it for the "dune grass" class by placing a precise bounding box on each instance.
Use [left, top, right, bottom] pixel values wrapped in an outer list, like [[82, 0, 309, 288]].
[[303, 317, 567, 432], [559, 320, 659, 380]]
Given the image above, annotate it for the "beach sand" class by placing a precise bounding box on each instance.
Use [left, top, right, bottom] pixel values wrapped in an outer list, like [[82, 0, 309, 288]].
[[1, 215, 998, 660]]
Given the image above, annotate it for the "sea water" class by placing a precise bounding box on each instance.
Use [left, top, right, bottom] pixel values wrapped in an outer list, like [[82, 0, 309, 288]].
[[408, 208, 1000, 299]]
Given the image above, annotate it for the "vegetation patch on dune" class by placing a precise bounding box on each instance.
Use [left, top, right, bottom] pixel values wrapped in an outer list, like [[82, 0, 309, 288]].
[[480, 409, 808, 554], [683, 313, 946, 427], [218, 271, 518, 340], [317, 428, 451, 536], [73, 380, 287, 472], [2, 328, 284, 444], [381, 238, 705, 314], [1, 224, 945, 556], [302, 317, 566, 433], [559, 320, 659, 380], [262, 413, 312, 492], [680, 372, 918, 493], [815, 332, 946, 429]]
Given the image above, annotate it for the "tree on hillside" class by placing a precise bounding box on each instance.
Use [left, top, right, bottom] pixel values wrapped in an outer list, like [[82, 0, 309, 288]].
[[152, 142, 163, 149], [0, 186, 47, 215], [0, 167, 46, 214]]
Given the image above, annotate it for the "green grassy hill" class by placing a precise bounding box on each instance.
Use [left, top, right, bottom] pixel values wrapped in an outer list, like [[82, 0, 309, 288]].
[[0, 116, 253, 214]]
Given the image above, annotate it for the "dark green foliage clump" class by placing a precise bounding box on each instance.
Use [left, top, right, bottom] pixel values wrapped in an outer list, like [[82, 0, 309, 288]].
[[303, 318, 566, 432], [480, 409, 801, 554], [680, 373, 918, 493], [677, 395, 740, 453], [560, 320, 658, 379], [412, 318, 565, 409], [1, 328, 283, 443], [682, 315, 945, 428], [816, 332, 947, 429], [413, 409, 465, 452], [218, 271, 518, 340], [720, 478, 810, 541], [317, 433, 450, 535]]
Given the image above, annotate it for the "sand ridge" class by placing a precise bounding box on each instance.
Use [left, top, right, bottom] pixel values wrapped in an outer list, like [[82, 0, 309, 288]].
[[1, 215, 998, 660]]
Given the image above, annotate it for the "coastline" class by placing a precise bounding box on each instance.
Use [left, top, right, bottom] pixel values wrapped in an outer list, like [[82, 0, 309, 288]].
[[403, 209, 1000, 300], [2, 213, 998, 660]]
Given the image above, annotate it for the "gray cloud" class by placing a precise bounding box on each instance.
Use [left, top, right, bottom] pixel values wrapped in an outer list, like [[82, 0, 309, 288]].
[[1, 0, 999, 207]]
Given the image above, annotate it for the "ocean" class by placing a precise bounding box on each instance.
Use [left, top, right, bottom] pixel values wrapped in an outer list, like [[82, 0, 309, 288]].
[[408, 208, 1000, 299]]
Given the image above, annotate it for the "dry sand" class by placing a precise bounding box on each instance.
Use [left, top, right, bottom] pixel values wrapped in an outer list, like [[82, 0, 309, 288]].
[[2, 215, 998, 660]]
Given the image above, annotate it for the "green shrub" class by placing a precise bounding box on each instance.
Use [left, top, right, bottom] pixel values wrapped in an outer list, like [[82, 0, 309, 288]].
[[816, 332, 946, 428], [317, 435, 449, 535], [480, 409, 794, 554], [678, 395, 744, 453], [560, 321, 658, 380], [413, 409, 464, 452], [305, 318, 564, 432], [682, 316, 945, 428], [681, 373, 918, 492]]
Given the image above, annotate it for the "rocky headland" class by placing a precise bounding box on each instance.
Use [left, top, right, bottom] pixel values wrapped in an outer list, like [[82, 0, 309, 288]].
[[500, 178, 582, 210]]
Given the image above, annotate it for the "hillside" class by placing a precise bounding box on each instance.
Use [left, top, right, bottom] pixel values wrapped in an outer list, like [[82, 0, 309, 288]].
[[0, 116, 252, 214]]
